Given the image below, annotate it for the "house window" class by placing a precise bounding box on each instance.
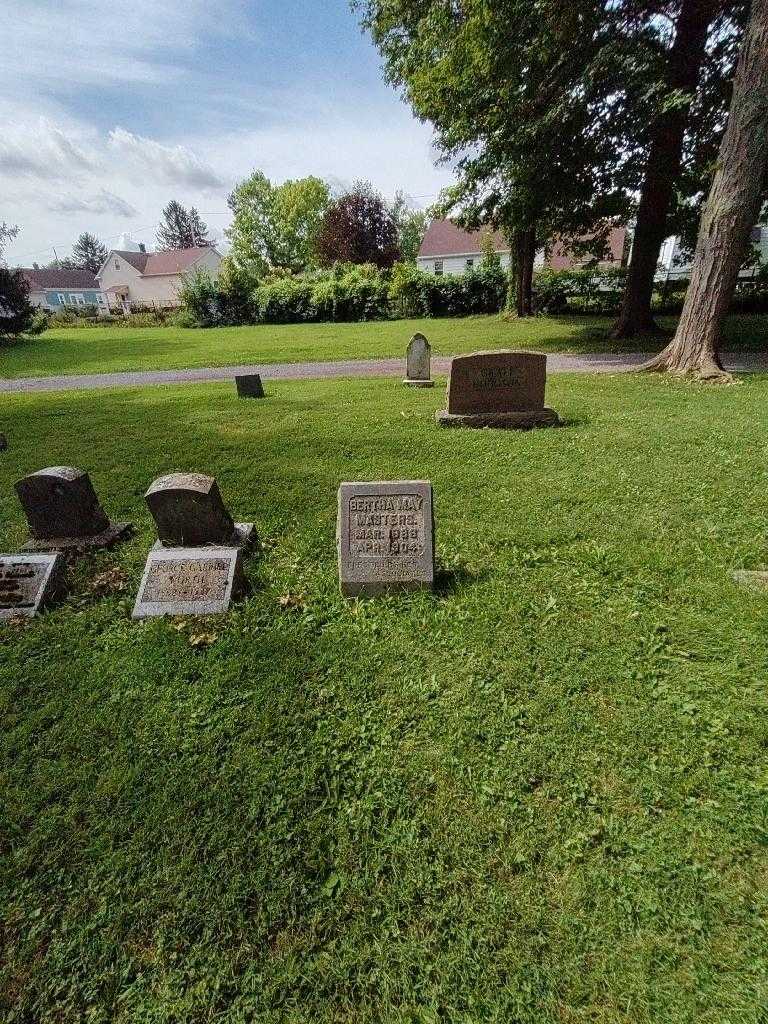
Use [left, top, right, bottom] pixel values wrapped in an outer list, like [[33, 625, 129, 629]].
[[75, 294, 86, 305], [434, 260, 444, 276], [114, 260, 120, 270], [56, 293, 65, 305], [466, 258, 474, 270]]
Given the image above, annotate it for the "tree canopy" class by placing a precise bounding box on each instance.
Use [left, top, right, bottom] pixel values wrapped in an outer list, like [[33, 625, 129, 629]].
[[71, 232, 108, 275], [316, 182, 401, 269], [226, 172, 330, 276], [156, 201, 212, 251]]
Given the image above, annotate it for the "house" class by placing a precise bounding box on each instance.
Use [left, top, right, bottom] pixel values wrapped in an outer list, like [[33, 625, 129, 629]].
[[417, 220, 628, 276], [655, 224, 768, 281], [96, 246, 222, 312], [20, 267, 107, 314]]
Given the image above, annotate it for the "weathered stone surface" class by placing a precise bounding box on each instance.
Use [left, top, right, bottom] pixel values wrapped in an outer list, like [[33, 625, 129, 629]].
[[132, 547, 247, 618], [403, 333, 434, 387], [437, 350, 559, 428], [0, 553, 65, 620], [145, 473, 254, 550], [337, 480, 434, 597], [235, 374, 265, 398], [16, 466, 131, 551], [733, 569, 768, 592]]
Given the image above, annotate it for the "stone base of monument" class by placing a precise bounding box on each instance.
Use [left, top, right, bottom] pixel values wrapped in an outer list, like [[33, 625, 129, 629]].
[[733, 569, 768, 591], [133, 546, 247, 619], [403, 378, 435, 388], [22, 521, 133, 553], [436, 408, 560, 430], [152, 522, 256, 553], [0, 552, 65, 620]]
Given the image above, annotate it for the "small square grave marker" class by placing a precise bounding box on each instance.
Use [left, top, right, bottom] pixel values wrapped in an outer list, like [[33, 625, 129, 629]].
[[235, 374, 265, 398], [132, 547, 247, 619], [337, 480, 434, 597], [0, 553, 65, 620], [436, 350, 559, 429]]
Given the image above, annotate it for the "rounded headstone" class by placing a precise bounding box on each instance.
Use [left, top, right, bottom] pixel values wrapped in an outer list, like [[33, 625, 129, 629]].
[[15, 466, 111, 540], [145, 473, 236, 548]]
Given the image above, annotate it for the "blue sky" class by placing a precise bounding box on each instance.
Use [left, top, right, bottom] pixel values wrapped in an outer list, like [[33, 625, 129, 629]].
[[1, 0, 453, 265]]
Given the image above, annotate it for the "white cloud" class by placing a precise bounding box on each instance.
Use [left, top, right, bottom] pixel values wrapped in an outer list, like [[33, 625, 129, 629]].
[[44, 190, 138, 218], [0, 118, 97, 183], [108, 128, 227, 192]]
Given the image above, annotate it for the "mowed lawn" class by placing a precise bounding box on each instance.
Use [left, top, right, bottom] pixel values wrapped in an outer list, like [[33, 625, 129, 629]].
[[3, 312, 768, 380], [1, 373, 768, 1022]]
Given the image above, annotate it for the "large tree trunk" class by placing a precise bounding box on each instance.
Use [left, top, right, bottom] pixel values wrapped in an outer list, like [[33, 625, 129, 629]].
[[642, 0, 768, 379], [511, 224, 537, 317], [612, 0, 716, 339]]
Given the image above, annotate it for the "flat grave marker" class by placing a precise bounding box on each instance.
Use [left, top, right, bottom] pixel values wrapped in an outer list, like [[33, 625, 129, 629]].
[[16, 466, 131, 551], [132, 547, 247, 619], [0, 553, 65, 620], [337, 480, 434, 597], [436, 350, 559, 429]]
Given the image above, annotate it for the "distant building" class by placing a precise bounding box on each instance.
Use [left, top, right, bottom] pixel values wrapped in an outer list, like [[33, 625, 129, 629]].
[[20, 267, 107, 314], [417, 220, 628, 276], [656, 224, 768, 280], [96, 246, 222, 312]]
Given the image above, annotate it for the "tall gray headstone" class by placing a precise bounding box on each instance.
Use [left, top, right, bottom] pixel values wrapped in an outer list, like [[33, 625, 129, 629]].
[[403, 333, 434, 388], [15, 466, 132, 551], [132, 547, 247, 619], [0, 553, 65, 620], [337, 480, 435, 597], [145, 473, 254, 550]]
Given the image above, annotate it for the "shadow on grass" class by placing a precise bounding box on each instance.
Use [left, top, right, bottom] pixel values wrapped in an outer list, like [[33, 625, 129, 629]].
[[434, 561, 481, 596]]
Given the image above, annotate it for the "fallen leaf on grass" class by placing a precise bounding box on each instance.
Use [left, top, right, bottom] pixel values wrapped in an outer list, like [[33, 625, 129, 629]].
[[279, 593, 307, 612], [188, 632, 218, 648], [89, 567, 128, 597]]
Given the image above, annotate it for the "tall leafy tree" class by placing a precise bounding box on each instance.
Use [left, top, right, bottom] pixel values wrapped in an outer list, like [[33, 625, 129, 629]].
[[156, 201, 212, 250], [316, 182, 401, 268], [390, 191, 428, 263], [70, 232, 108, 274], [0, 222, 19, 266], [0, 269, 36, 340], [643, 0, 768, 378], [227, 172, 330, 276], [360, 0, 629, 315], [358, 0, 745, 326]]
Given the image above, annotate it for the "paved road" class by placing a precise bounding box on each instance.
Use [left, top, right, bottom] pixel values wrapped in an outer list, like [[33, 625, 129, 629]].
[[1, 351, 766, 393]]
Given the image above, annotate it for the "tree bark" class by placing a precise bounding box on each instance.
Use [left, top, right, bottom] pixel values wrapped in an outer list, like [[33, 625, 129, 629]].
[[511, 224, 536, 316], [612, 0, 717, 339], [642, 0, 768, 379]]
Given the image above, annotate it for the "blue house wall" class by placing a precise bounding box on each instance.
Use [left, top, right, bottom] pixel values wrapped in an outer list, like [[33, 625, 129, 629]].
[[44, 289, 104, 307]]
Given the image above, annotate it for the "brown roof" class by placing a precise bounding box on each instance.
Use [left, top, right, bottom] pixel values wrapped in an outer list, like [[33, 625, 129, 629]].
[[418, 220, 508, 259], [21, 267, 99, 290], [110, 246, 214, 278]]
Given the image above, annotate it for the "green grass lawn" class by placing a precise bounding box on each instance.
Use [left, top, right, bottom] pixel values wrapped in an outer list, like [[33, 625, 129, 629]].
[[3, 312, 767, 380], [1, 374, 768, 1022]]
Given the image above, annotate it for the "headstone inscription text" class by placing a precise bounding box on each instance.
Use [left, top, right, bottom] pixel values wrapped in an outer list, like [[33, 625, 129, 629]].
[[132, 547, 246, 618], [338, 481, 434, 597], [0, 553, 64, 620], [437, 350, 559, 428]]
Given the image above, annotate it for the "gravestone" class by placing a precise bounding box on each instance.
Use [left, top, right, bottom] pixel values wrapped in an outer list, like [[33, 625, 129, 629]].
[[403, 333, 434, 388], [145, 473, 255, 550], [132, 547, 246, 618], [16, 466, 132, 551], [235, 374, 265, 398], [436, 350, 559, 429], [337, 480, 434, 597], [0, 553, 65, 620]]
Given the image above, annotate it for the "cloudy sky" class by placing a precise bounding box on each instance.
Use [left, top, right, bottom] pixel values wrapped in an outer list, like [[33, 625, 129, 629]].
[[1, 0, 454, 266]]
